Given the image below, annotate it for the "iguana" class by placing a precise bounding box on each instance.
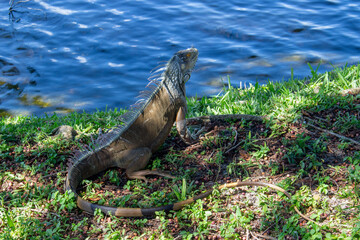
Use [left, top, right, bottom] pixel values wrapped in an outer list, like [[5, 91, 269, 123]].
[[65, 48, 315, 224], [65, 47, 202, 217]]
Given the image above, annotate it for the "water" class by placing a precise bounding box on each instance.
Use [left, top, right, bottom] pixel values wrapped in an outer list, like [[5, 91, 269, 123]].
[[1, 0, 359, 116]]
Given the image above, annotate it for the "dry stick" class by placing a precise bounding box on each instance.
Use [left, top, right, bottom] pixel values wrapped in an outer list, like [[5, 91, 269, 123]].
[[249, 230, 260, 240], [230, 127, 238, 150], [224, 139, 244, 154], [259, 223, 277, 240], [303, 116, 360, 146], [225, 136, 276, 154], [251, 231, 277, 240], [215, 162, 221, 183], [186, 114, 266, 124], [313, 116, 330, 123], [217, 181, 320, 226], [222, 127, 238, 153]]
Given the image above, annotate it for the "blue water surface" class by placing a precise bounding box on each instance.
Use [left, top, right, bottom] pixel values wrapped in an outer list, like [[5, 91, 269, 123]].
[[0, 0, 359, 116]]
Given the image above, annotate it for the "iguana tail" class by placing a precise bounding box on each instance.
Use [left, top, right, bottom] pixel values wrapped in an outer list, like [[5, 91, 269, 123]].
[[70, 179, 314, 223], [75, 189, 212, 217], [64, 150, 212, 217]]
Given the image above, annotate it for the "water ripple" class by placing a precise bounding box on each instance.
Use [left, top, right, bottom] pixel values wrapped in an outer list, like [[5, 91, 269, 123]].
[[1, 0, 359, 116], [34, 0, 77, 15]]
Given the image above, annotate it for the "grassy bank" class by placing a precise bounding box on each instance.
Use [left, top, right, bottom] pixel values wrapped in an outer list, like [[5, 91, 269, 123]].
[[0, 64, 359, 239]]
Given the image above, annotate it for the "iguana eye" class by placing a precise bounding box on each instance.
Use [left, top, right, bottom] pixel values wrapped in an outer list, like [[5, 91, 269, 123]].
[[184, 73, 190, 82]]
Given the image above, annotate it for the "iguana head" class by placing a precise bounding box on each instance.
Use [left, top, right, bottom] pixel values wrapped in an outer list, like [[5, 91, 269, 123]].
[[175, 47, 198, 83], [166, 47, 198, 86]]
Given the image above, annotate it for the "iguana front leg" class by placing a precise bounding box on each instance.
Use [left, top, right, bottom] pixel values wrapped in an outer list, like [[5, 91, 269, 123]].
[[114, 148, 174, 181], [176, 106, 204, 144]]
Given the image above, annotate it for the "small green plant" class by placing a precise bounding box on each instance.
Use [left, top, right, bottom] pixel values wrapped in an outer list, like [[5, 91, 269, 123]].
[[346, 152, 360, 197], [269, 161, 280, 175], [308, 62, 322, 80], [294, 185, 317, 209], [227, 161, 240, 176], [151, 157, 162, 169], [338, 141, 350, 150], [51, 190, 77, 212], [242, 131, 255, 151], [106, 169, 121, 185], [219, 206, 253, 238], [71, 217, 89, 232], [317, 183, 329, 195], [333, 112, 360, 133], [172, 178, 188, 201], [251, 142, 270, 160], [187, 200, 212, 237], [314, 174, 331, 195]]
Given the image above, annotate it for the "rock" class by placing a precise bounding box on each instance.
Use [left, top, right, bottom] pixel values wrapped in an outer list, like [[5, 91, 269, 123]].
[[51, 125, 77, 140], [340, 87, 360, 96]]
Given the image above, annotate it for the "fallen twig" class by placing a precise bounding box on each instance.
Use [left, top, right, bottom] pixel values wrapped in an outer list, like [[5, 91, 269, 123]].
[[224, 136, 276, 154], [186, 114, 267, 124], [303, 116, 360, 146], [252, 231, 277, 240]]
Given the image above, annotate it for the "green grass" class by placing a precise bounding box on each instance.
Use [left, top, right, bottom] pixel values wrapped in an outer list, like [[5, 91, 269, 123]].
[[1, 64, 360, 239], [188, 63, 360, 119]]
